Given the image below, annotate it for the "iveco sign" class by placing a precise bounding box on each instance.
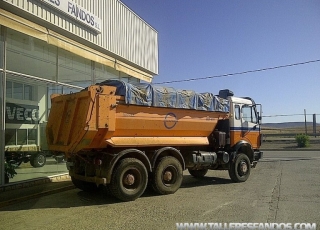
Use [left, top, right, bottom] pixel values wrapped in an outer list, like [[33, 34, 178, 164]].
[[6, 103, 39, 124], [41, 0, 101, 33]]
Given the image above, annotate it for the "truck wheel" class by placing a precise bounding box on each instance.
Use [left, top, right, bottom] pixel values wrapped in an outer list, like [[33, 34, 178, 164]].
[[54, 156, 65, 163], [188, 168, 208, 178], [152, 156, 183, 195], [110, 158, 148, 202], [228, 153, 251, 182], [16, 160, 22, 167], [30, 153, 46, 168], [101, 184, 112, 195], [71, 176, 98, 192], [9, 159, 22, 167]]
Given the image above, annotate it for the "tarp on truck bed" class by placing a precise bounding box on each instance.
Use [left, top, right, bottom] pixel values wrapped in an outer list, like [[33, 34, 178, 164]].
[[97, 80, 229, 112]]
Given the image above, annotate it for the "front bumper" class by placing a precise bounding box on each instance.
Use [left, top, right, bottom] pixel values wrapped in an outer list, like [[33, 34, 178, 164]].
[[252, 151, 263, 168], [254, 151, 263, 161]]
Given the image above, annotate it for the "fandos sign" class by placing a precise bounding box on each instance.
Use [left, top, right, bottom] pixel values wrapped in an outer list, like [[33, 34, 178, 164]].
[[41, 0, 101, 33], [6, 103, 39, 124]]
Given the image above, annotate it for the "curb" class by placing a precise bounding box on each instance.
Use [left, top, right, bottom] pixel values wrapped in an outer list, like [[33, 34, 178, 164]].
[[0, 173, 71, 193], [0, 173, 74, 208], [0, 185, 75, 208]]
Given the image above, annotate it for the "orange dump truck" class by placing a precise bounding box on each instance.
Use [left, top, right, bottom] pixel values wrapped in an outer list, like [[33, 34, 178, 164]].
[[46, 80, 263, 201]]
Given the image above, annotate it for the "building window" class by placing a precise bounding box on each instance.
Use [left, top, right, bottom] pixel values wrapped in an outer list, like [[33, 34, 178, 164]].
[[6, 80, 35, 101], [13, 82, 23, 100], [17, 129, 27, 145], [6, 29, 57, 81], [6, 81, 12, 98], [0, 25, 3, 69], [5, 129, 16, 145], [58, 48, 92, 87], [24, 85, 33, 101], [5, 128, 37, 145], [28, 129, 37, 145]]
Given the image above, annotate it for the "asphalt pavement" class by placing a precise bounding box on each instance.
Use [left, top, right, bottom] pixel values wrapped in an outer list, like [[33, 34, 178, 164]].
[[0, 150, 319, 230]]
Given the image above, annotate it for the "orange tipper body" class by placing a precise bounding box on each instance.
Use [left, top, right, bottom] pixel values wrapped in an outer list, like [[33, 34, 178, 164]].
[[46, 85, 229, 157], [46, 80, 263, 202]]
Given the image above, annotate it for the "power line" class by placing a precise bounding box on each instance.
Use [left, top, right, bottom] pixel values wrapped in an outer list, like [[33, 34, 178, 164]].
[[155, 59, 320, 84], [263, 113, 317, 118]]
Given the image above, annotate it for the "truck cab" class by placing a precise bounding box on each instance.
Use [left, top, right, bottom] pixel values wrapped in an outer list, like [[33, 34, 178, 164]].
[[229, 96, 262, 150]]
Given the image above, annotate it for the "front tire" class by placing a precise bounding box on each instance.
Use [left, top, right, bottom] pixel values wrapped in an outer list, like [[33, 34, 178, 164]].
[[228, 153, 251, 182], [152, 156, 183, 195], [110, 158, 148, 202]]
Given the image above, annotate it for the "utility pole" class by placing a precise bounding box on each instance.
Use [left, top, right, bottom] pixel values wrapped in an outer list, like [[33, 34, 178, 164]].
[[313, 114, 317, 137], [304, 109, 307, 135]]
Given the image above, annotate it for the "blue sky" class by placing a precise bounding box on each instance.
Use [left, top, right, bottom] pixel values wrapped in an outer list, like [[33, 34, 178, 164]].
[[121, 0, 320, 123]]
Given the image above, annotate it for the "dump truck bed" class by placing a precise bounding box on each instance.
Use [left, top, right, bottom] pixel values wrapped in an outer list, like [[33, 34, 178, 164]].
[[46, 85, 229, 157]]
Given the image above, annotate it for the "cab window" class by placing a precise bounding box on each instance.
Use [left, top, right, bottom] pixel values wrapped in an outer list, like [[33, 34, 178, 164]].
[[235, 105, 240, 120], [242, 105, 257, 123]]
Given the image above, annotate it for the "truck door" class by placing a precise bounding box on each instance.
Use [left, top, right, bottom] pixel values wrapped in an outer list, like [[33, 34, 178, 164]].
[[230, 102, 260, 149], [240, 104, 260, 148]]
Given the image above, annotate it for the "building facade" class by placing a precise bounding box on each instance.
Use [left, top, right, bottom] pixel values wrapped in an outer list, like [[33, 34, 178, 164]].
[[0, 0, 158, 186]]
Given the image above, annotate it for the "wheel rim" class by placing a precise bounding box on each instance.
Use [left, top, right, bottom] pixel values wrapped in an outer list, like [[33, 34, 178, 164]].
[[161, 165, 178, 187], [37, 155, 45, 164], [238, 160, 248, 176], [122, 168, 141, 190]]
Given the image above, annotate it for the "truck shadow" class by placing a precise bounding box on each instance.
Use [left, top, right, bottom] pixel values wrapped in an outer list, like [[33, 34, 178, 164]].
[[180, 175, 232, 188], [73, 175, 233, 203], [0, 175, 233, 211]]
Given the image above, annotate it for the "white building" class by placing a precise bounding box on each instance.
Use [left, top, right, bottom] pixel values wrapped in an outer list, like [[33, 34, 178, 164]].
[[0, 0, 158, 185]]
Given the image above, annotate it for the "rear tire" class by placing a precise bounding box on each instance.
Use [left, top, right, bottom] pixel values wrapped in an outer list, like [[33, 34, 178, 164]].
[[188, 168, 208, 178], [54, 156, 65, 163], [110, 158, 148, 202], [152, 156, 183, 195], [228, 153, 251, 182], [71, 176, 98, 192], [30, 153, 46, 168]]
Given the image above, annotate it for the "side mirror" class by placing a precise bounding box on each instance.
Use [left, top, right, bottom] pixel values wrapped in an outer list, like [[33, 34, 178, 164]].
[[255, 112, 261, 125], [257, 112, 262, 121]]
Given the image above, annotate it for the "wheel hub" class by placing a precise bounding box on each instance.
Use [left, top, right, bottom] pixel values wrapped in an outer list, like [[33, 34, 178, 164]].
[[124, 174, 135, 185], [163, 170, 172, 182], [38, 155, 45, 163], [240, 161, 248, 174]]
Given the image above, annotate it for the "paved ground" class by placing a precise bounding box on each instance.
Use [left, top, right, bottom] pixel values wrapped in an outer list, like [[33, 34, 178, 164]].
[[9, 158, 68, 183], [0, 151, 319, 230], [4, 138, 319, 186]]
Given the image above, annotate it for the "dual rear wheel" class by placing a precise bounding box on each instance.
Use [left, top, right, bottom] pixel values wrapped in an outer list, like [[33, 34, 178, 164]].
[[109, 156, 183, 201], [72, 153, 251, 201], [151, 156, 183, 195], [109, 158, 148, 202]]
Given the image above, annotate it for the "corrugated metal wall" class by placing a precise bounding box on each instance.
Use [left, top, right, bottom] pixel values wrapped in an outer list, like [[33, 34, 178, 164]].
[[1, 0, 158, 75]]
